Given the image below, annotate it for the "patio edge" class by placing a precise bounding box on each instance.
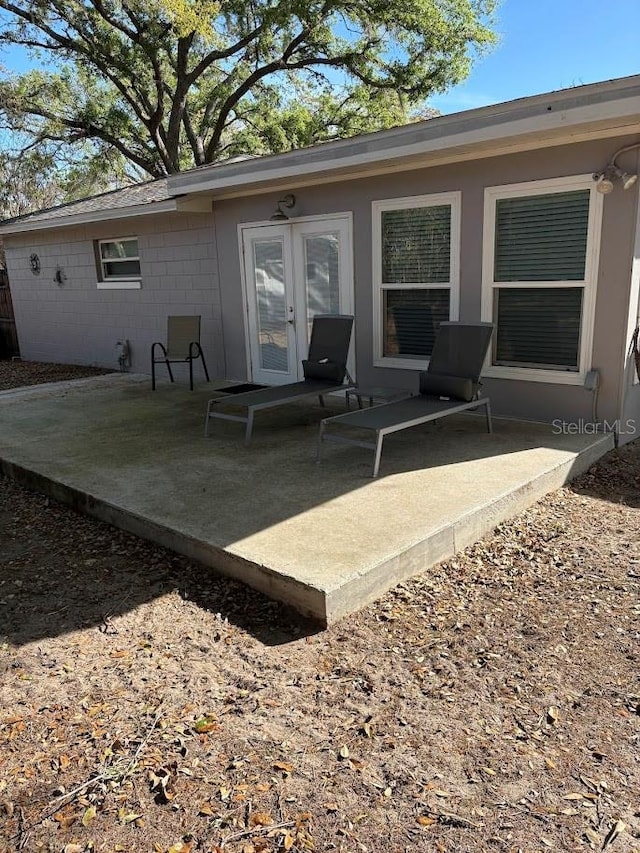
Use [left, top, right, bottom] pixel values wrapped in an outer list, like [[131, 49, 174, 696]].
[[0, 458, 329, 625], [323, 433, 614, 623]]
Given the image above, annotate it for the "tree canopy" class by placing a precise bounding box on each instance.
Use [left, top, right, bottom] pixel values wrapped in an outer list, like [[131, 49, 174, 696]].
[[0, 0, 497, 179]]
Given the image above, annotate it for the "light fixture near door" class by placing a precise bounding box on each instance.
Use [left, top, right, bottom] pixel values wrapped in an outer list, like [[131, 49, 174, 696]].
[[270, 193, 296, 221]]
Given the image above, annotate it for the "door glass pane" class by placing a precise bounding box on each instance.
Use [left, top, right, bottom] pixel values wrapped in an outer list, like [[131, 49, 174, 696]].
[[253, 239, 289, 372], [304, 234, 340, 341]]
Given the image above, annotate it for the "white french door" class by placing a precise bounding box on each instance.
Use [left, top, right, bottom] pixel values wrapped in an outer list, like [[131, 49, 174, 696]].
[[241, 216, 353, 386]]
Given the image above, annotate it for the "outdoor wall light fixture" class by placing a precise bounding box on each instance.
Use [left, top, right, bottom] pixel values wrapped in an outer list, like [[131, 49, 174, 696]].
[[269, 193, 296, 220], [593, 142, 640, 194]]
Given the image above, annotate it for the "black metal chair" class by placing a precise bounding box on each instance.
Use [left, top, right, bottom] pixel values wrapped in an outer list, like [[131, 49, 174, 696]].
[[151, 315, 210, 391]]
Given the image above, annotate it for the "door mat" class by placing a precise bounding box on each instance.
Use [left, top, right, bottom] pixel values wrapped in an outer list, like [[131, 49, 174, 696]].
[[220, 383, 268, 394]]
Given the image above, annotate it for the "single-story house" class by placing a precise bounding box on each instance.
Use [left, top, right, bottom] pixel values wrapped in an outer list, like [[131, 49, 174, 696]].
[[1, 75, 639, 443]]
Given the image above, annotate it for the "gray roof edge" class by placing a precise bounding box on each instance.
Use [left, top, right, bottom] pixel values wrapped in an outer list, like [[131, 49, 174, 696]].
[[0, 196, 178, 237], [170, 75, 640, 194], [0, 176, 172, 234]]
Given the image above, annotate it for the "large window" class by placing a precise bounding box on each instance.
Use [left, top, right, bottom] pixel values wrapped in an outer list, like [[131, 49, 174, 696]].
[[96, 237, 141, 289], [373, 193, 460, 368], [482, 177, 603, 383]]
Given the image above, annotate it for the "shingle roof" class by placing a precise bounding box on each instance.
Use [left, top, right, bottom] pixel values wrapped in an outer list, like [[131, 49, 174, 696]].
[[0, 177, 170, 227]]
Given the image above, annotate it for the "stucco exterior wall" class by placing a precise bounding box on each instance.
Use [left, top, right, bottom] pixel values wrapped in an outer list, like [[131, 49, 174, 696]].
[[4, 134, 639, 432], [620, 173, 640, 445], [4, 211, 222, 380], [214, 135, 640, 427]]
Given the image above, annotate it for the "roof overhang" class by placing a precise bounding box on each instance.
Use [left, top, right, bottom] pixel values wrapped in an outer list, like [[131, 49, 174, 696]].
[[0, 195, 211, 237], [169, 75, 640, 200], [0, 75, 638, 235]]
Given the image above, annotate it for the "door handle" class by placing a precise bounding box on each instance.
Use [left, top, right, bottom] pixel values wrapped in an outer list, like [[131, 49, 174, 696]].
[[287, 306, 294, 324]]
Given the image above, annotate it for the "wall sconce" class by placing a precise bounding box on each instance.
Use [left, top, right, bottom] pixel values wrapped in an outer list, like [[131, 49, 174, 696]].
[[270, 193, 296, 221], [593, 142, 640, 194]]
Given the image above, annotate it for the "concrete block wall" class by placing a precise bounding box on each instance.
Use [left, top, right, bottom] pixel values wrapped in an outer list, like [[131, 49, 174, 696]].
[[4, 211, 223, 382]]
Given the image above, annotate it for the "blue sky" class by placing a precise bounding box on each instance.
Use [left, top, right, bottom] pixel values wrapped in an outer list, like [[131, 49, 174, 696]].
[[429, 0, 640, 114], [1, 0, 638, 116]]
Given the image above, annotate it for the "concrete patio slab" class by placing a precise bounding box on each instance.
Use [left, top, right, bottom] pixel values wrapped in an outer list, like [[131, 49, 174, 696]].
[[0, 373, 614, 623]]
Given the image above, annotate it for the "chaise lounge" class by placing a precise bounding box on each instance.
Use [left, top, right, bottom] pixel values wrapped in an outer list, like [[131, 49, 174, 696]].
[[204, 314, 354, 444], [316, 321, 494, 477]]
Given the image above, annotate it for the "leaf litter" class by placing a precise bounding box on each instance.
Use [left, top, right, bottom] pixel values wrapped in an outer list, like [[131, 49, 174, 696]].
[[1, 365, 640, 851]]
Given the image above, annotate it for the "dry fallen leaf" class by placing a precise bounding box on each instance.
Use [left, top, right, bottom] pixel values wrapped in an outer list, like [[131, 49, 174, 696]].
[[338, 745, 350, 759], [193, 715, 219, 734], [418, 815, 436, 827], [602, 819, 626, 850], [273, 760, 293, 774], [82, 804, 97, 826], [250, 811, 274, 827], [168, 839, 194, 853], [584, 827, 599, 846]]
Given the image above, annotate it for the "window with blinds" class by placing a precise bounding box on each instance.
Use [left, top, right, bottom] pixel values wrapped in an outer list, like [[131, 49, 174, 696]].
[[384, 289, 450, 358], [494, 287, 583, 370], [486, 183, 597, 375], [382, 206, 451, 284], [495, 190, 590, 281], [375, 194, 458, 364]]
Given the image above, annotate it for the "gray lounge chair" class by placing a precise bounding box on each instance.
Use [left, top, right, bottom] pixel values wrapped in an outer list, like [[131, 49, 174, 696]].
[[317, 322, 494, 478], [204, 314, 354, 444]]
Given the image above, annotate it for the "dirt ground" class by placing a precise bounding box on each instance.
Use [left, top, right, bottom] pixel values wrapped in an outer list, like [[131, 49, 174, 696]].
[[1, 363, 640, 853], [0, 360, 113, 391]]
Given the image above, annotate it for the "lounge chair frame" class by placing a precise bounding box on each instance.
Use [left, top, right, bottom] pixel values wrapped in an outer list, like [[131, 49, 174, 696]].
[[317, 395, 492, 478], [204, 314, 354, 444], [316, 321, 494, 477]]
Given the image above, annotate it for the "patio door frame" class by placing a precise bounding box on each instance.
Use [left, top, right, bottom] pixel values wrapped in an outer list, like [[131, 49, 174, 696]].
[[239, 213, 354, 385]]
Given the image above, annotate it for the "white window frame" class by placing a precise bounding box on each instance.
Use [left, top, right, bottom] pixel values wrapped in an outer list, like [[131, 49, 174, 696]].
[[96, 237, 141, 289], [373, 192, 461, 370], [481, 175, 603, 385]]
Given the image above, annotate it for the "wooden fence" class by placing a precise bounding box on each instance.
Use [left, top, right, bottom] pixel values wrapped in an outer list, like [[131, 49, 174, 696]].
[[0, 267, 20, 358]]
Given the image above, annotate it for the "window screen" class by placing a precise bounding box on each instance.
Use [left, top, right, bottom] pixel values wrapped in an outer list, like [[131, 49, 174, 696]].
[[495, 190, 590, 282], [382, 205, 451, 284], [494, 287, 583, 370], [384, 288, 450, 358]]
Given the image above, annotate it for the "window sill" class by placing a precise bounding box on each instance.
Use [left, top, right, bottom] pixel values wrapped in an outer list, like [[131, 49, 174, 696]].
[[374, 356, 430, 371], [484, 365, 585, 385], [97, 280, 141, 290]]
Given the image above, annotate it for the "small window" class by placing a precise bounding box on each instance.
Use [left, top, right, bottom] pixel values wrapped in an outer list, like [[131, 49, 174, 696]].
[[96, 238, 141, 287], [373, 193, 461, 368]]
